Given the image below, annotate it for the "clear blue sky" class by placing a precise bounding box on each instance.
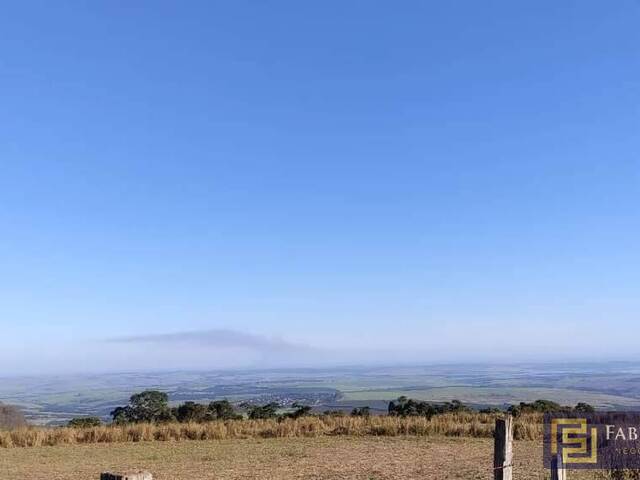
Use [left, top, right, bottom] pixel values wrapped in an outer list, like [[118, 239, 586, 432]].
[[1, 1, 639, 374]]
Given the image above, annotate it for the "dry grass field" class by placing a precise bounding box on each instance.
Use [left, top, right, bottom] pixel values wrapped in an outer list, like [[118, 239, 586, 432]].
[[0, 435, 614, 480], [0, 413, 542, 448], [0, 415, 623, 479]]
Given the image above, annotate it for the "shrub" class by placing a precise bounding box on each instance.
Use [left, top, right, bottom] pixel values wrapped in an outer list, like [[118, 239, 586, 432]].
[[322, 410, 345, 417], [208, 400, 242, 420], [67, 417, 102, 428], [247, 402, 279, 419], [172, 402, 208, 423], [351, 407, 371, 417], [283, 403, 312, 419], [0, 404, 26, 430]]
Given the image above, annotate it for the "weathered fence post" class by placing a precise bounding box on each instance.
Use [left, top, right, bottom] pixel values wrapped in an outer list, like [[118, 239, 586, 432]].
[[100, 472, 153, 480], [551, 453, 567, 480], [494, 415, 513, 480]]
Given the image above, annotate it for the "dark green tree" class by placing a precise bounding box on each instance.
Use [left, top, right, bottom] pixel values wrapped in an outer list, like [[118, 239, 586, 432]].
[[208, 400, 241, 420], [110, 390, 174, 423], [247, 402, 279, 419], [173, 401, 208, 423], [110, 406, 134, 424], [129, 390, 174, 422]]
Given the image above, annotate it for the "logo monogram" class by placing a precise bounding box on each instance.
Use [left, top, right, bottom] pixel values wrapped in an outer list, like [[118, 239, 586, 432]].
[[550, 418, 598, 464]]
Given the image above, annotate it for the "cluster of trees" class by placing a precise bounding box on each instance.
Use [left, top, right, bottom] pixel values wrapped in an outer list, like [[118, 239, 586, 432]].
[[386, 397, 594, 419], [507, 399, 594, 416], [243, 401, 278, 420], [388, 396, 469, 418], [172, 399, 242, 422], [111, 391, 174, 423], [0, 403, 26, 430], [109, 391, 242, 424], [80, 390, 314, 427]]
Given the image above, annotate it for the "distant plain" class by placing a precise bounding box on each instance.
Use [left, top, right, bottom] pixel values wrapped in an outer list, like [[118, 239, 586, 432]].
[[2, 362, 640, 425]]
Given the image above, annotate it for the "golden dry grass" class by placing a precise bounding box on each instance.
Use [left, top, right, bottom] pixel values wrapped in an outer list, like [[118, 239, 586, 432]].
[[0, 413, 544, 448], [0, 436, 613, 480]]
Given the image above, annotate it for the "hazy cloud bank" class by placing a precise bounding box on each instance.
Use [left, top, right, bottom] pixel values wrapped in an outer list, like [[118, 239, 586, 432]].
[[107, 329, 311, 354]]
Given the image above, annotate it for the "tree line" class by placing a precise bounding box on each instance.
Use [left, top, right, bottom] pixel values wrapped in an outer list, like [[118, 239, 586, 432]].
[[102, 390, 312, 425], [64, 390, 596, 427], [506, 399, 595, 416], [387, 396, 469, 418]]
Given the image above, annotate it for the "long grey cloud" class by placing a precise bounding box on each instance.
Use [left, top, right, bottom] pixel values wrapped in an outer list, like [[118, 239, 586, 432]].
[[106, 329, 314, 355]]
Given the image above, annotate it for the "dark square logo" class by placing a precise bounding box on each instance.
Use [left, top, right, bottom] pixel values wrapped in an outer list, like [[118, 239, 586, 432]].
[[544, 412, 640, 469]]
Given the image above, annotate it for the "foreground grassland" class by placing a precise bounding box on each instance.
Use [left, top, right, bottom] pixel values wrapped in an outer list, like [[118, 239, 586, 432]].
[[0, 414, 543, 448], [0, 436, 610, 480]]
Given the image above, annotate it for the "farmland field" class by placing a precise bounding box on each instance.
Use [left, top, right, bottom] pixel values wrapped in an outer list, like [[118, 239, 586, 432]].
[[4, 363, 640, 425], [0, 436, 609, 480]]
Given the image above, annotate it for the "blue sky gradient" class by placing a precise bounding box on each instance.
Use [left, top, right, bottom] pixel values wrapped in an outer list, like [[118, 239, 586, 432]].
[[1, 1, 639, 373]]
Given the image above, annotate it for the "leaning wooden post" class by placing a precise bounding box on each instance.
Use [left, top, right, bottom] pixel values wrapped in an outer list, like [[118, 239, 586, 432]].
[[551, 453, 567, 480], [494, 415, 513, 480]]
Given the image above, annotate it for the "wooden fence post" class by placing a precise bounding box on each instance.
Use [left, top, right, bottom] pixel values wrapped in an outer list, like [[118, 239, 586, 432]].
[[494, 415, 513, 480], [551, 453, 567, 480]]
